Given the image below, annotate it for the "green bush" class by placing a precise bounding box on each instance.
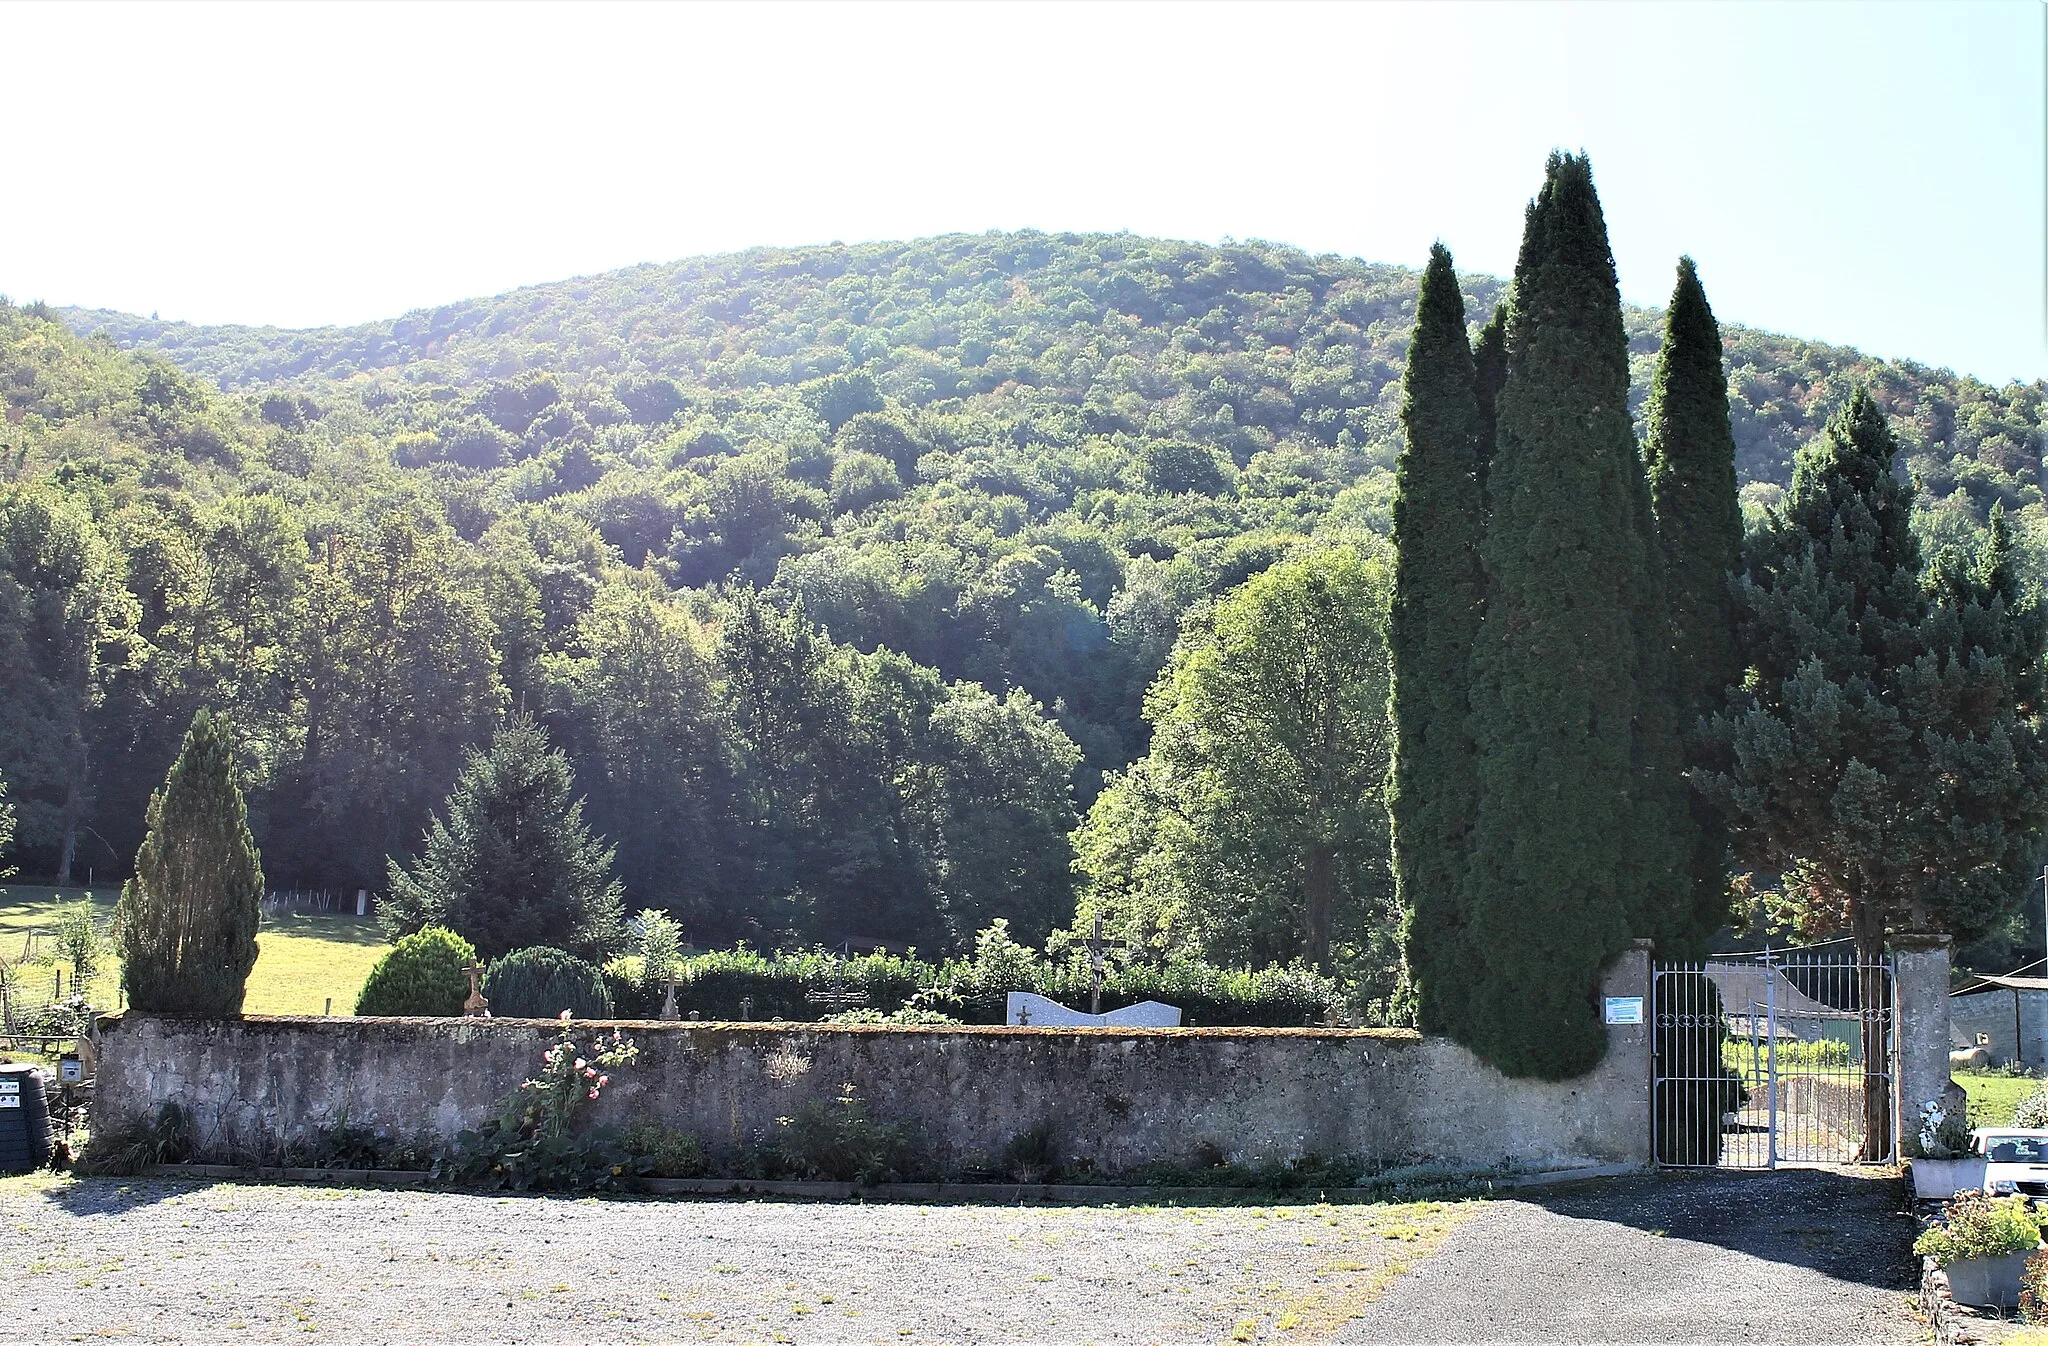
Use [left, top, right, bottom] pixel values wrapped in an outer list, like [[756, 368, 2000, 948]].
[[1914, 1192, 2042, 1268], [484, 946, 613, 1019], [620, 1123, 705, 1178], [2015, 1083, 2048, 1130], [773, 1085, 916, 1183], [667, 935, 1340, 1027], [353, 927, 478, 1016]]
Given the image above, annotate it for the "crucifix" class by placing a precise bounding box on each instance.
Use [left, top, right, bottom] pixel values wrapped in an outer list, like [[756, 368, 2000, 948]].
[[802, 944, 870, 1016], [1086, 913, 1126, 1016], [462, 961, 490, 1017], [658, 968, 680, 1022]]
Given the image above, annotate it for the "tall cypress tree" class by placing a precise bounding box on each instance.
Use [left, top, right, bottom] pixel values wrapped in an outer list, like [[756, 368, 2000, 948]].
[[1646, 258, 1743, 716], [1460, 153, 1648, 1079], [1392, 244, 1487, 1038], [118, 709, 263, 1015], [1644, 257, 1744, 947], [1471, 303, 1509, 476]]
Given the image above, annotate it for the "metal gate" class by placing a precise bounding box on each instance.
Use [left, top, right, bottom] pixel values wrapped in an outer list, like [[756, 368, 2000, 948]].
[[1653, 949, 1896, 1168]]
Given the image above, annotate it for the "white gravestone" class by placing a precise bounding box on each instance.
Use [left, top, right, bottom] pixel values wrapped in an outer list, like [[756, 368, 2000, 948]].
[[1005, 991, 1181, 1027]]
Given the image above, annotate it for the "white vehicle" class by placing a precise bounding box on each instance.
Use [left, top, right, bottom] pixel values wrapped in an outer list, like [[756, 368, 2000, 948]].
[[1971, 1127, 2048, 1199]]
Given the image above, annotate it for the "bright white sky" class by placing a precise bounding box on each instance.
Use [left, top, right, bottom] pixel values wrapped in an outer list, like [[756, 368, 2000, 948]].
[[2, 1, 2039, 383]]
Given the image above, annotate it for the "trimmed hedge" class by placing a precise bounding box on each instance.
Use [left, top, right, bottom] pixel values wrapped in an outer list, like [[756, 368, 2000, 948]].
[[664, 948, 1341, 1027], [484, 946, 614, 1019], [354, 927, 478, 1016]]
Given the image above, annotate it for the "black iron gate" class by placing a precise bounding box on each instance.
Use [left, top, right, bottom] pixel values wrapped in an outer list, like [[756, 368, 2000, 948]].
[[1653, 950, 1896, 1168]]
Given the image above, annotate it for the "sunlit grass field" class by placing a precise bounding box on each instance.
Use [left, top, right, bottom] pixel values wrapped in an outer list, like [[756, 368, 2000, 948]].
[[1, 884, 389, 1016], [1953, 1070, 2039, 1127]]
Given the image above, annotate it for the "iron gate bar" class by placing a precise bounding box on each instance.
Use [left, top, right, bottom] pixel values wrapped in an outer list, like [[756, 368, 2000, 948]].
[[1652, 949, 1896, 1169]]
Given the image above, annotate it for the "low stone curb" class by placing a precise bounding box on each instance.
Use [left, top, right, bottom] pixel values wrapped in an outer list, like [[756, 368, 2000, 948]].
[[1919, 1253, 2009, 1346], [135, 1161, 1641, 1202]]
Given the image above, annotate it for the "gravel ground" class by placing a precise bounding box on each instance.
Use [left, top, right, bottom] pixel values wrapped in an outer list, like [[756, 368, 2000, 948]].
[[0, 1169, 1921, 1345], [1342, 1168, 1922, 1345], [0, 1175, 1473, 1344]]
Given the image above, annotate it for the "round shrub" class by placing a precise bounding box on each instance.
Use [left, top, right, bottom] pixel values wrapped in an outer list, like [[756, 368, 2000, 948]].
[[354, 927, 478, 1016], [484, 946, 613, 1020]]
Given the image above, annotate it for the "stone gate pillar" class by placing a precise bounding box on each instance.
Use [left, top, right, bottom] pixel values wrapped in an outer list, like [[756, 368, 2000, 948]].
[[1602, 939, 1655, 1167], [1892, 934, 1953, 1158]]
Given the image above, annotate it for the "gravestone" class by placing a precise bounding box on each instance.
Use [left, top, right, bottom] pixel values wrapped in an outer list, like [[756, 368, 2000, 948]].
[[1005, 991, 1180, 1027]]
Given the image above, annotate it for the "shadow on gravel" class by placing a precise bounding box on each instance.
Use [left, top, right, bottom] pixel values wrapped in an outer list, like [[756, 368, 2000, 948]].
[[1524, 1167, 1917, 1291], [41, 1175, 229, 1215]]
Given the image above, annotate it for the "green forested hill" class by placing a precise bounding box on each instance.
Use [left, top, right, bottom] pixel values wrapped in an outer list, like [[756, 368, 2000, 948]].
[[5, 230, 2042, 961], [59, 231, 2043, 519]]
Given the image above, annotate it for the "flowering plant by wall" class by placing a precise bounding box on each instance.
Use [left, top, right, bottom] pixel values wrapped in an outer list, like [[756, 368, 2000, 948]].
[[518, 1011, 640, 1141]]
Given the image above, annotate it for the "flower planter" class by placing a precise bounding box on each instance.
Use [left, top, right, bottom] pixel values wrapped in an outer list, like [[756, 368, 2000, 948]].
[[1912, 1157, 1987, 1202], [1944, 1249, 2033, 1309]]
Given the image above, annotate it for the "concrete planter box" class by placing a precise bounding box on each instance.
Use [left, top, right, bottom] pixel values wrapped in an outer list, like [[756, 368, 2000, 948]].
[[1943, 1249, 2033, 1309], [1912, 1157, 1987, 1201]]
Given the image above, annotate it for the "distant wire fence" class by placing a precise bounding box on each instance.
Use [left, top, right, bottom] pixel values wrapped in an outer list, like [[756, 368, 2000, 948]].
[[262, 889, 374, 916]]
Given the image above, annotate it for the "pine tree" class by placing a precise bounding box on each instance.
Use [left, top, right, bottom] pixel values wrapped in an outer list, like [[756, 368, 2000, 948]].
[[1392, 244, 1487, 1038], [1706, 387, 2048, 1157], [1643, 257, 1745, 948], [383, 715, 626, 961], [118, 709, 263, 1015], [1460, 153, 1650, 1079]]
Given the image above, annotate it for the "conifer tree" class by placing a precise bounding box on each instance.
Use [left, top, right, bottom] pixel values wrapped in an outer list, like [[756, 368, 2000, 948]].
[[1645, 258, 1743, 718], [1644, 257, 1744, 945], [1471, 303, 1509, 476], [1392, 244, 1487, 1037], [118, 709, 263, 1015], [383, 715, 625, 961], [1460, 153, 1652, 1079], [1706, 388, 2048, 1156]]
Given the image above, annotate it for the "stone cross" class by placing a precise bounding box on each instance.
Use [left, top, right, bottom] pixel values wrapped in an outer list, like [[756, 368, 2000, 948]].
[[658, 969, 680, 1022], [463, 961, 490, 1017]]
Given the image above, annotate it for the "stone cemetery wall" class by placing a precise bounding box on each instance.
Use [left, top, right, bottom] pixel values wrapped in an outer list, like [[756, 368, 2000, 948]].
[[93, 948, 1653, 1175]]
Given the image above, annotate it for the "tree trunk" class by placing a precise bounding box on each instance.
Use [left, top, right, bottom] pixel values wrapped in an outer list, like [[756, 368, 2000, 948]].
[[1302, 841, 1335, 972], [55, 770, 82, 887], [1852, 902, 1894, 1162]]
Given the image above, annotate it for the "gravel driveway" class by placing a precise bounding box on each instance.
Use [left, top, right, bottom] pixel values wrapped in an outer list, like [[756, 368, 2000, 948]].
[[0, 1169, 1919, 1345], [1342, 1168, 1921, 1345], [0, 1175, 1473, 1344]]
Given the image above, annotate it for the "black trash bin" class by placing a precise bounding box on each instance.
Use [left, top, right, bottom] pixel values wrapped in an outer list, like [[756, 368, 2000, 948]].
[[0, 1063, 54, 1173]]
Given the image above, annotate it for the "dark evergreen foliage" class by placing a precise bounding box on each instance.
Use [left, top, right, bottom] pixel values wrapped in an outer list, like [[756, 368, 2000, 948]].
[[1646, 258, 1744, 718], [1709, 387, 2048, 953], [1392, 244, 1487, 1037], [382, 716, 626, 961], [483, 946, 614, 1019], [1460, 153, 1656, 1079], [1470, 303, 1509, 488], [117, 709, 263, 1014], [1644, 257, 1745, 947], [1706, 387, 2048, 1155]]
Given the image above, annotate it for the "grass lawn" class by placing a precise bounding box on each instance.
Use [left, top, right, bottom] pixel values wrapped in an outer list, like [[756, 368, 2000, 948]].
[[1, 883, 389, 1017], [1954, 1070, 2041, 1127]]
